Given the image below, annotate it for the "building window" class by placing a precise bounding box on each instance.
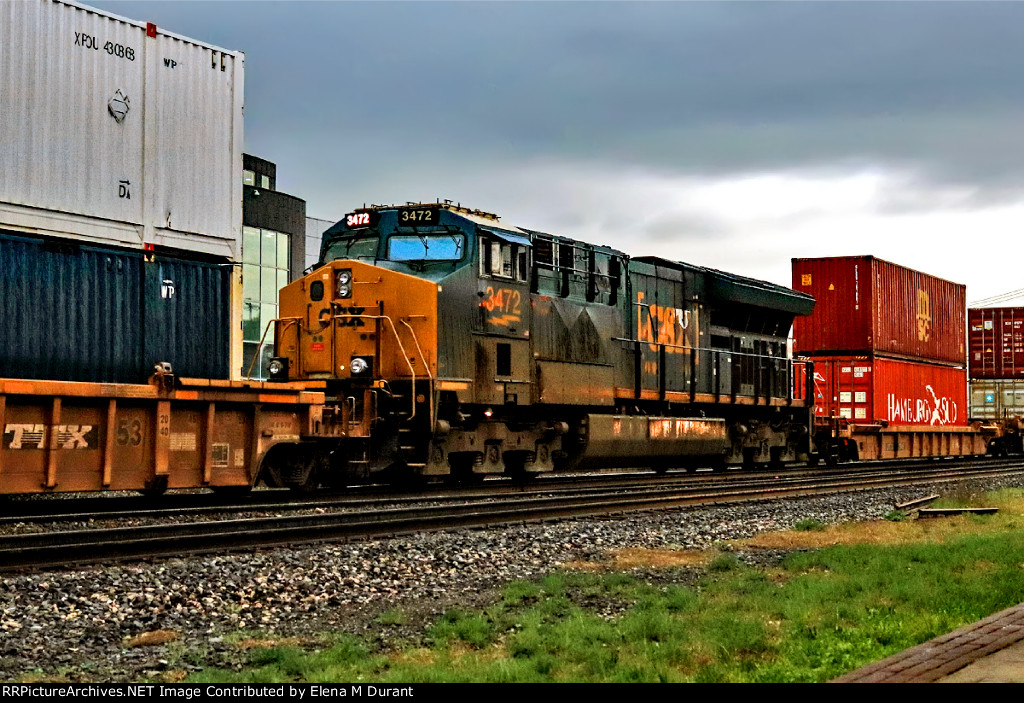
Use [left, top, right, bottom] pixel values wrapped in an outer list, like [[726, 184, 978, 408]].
[[260, 174, 271, 190], [243, 170, 255, 186], [242, 226, 290, 379]]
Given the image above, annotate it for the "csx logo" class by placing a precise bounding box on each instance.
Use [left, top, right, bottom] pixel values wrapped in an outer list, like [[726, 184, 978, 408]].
[[636, 292, 690, 353], [335, 306, 366, 327], [916, 289, 931, 342]]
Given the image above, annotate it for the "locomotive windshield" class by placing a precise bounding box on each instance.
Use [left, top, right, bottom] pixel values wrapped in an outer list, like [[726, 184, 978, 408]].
[[387, 234, 465, 261], [322, 236, 379, 263]]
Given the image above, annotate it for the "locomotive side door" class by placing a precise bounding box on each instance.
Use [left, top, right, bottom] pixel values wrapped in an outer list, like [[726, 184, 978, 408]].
[[474, 229, 533, 406]]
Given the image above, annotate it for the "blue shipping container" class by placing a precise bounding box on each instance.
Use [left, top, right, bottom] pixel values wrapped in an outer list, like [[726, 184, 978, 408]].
[[0, 230, 231, 383]]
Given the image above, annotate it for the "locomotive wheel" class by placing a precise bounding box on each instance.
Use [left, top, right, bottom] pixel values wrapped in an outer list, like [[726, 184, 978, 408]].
[[266, 445, 323, 493], [741, 448, 757, 471], [285, 456, 320, 493], [260, 464, 285, 488], [824, 446, 839, 467], [446, 453, 485, 485], [382, 462, 428, 489], [449, 461, 485, 485], [504, 453, 537, 483]]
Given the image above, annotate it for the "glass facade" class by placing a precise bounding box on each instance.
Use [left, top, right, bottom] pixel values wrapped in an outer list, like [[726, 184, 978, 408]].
[[242, 225, 290, 379]]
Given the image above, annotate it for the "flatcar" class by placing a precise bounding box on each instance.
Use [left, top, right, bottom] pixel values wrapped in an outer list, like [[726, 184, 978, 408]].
[[267, 202, 817, 489]]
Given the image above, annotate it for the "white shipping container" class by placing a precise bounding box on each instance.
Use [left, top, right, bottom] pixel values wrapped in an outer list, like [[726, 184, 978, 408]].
[[0, 0, 244, 260], [970, 379, 1024, 421]]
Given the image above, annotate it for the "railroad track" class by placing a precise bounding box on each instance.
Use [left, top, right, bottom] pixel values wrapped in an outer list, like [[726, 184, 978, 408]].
[[3, 458, 1024, 572], [1, 454, 1009, 525]]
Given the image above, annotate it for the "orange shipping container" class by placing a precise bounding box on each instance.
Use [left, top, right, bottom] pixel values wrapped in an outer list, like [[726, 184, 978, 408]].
[[807, 355, 968, 428]]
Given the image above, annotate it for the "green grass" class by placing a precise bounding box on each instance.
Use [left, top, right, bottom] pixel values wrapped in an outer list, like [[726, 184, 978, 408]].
[[189, 492, 1024, 683], [793, 517, 827, 532], [374, 609, 409, 627]]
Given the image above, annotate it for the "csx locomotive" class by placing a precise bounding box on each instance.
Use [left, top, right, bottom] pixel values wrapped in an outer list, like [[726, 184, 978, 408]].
[[267, 202, 816, 488]]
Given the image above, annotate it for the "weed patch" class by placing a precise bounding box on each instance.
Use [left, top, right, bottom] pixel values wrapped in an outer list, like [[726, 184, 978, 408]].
[[794, 518, 827, 532]]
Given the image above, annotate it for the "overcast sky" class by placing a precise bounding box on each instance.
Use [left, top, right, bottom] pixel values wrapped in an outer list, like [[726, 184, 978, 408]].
[[90, 1, 1024, 303]]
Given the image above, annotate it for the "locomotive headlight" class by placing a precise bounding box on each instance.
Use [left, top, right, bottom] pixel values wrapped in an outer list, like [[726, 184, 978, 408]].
[[350, 356, 370, 375], [267, 357, 289, 382], [336, 269, 353, 298]]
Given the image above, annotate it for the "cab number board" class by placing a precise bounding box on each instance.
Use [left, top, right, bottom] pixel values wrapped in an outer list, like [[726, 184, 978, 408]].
[[398, 207, 439, 225], [343, 210, 380, 229]]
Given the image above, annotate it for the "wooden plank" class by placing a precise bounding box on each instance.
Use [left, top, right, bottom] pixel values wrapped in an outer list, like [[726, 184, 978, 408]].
[[918, 508, 998, 518], [895, 494, 939, 511]]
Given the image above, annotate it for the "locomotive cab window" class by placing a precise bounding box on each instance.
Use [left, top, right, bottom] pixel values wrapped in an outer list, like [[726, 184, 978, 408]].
[[587, 251, 620, 305], [479, 235, 528, 282], [322, 236, 380, 263], [387, 234, 465, 261]]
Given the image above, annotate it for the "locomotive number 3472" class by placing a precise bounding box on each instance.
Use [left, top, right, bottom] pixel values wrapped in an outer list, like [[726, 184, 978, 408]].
[[398, 208, 436, 224], [480, 287, 522, 315]]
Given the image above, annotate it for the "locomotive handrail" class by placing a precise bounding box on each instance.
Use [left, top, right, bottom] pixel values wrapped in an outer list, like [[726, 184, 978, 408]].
[[245, 317, 301, 380], [400, 318, 435, 432], [612, 337, 795, 361], [332, 313, 418, 422], [612, 336, 796, 406]]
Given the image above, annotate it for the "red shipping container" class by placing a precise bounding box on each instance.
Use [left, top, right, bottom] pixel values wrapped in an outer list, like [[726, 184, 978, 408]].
[[805, 355, 968, 427], [969, 307, 1024, 379], [792, 256, 966, 365]]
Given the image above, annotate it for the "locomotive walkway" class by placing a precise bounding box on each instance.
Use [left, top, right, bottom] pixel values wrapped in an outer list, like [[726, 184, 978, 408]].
[[834, 602, 1024, 683]]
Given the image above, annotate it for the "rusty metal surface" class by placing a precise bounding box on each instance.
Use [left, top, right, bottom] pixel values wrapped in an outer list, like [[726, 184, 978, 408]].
[[581, 414, 729, 467], [969, 307, 1024, 379], [793, 256, 967, 365], [0, 378, 320, 495]]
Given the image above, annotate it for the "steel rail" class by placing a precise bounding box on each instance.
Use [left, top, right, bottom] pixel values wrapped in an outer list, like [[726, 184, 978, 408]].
[[3, 462, 1024, 572], [4, 457, 1020, 526]]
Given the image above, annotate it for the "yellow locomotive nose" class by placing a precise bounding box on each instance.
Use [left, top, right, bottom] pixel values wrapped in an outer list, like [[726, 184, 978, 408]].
[[275, 260, 438, 384]]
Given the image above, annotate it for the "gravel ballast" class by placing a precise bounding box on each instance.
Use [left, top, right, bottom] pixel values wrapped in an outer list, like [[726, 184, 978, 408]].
[[2, 477, 1022, 682]]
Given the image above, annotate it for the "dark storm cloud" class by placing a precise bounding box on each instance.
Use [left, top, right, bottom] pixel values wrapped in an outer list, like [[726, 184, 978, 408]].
[[89, 1, 1024, 210]]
